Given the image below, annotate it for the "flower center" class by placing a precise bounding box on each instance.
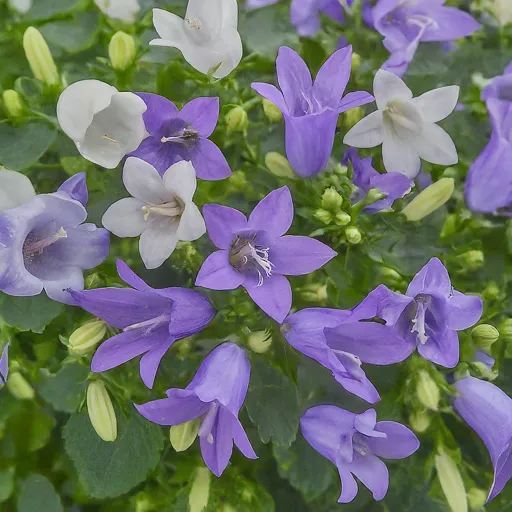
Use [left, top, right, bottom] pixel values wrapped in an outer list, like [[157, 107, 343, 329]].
[[160, 127, 199, 147], [185, 17, 203, 30], [141, 198, 183, 221], [123, 314, 169, 335], [352, 433, 370, 456], [411, 293, 431, 345], [384, 99, 424, 135], [198, 402, 219, 445], [229, 235, 273, 286], [23, 227, 67, 260]]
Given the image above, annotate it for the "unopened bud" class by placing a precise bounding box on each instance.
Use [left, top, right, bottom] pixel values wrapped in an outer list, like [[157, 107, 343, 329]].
[[225, 106, 248, 134], [456, 250, 484, 272], [335, 212, 351, 226], [471, 324, 499, 352], [379, 267, 403, 287], [170, 418, 201, 452], [314, 208, 332, 225], [351, 52, 361, 72], [247, 329, 272, 354], [402, 178, 454, 222], [466, 488, 487, 511], [2, 90, 24, 118], [7, 372, 35, 400], [409, 410, 431, 433], [69, 319, 107, 356], [441, 213, 458, 239], [483, 281, 500, 301], [109, 31, 136, 71], [321, 187, 343, 211], [229, 170, 248, 191], [189, 467, 211, 512], [416, 370, 440, 411], [265, 152, 296, 179], [365, 188, 387, 205], [499, 319, 512, 344], [262, 98, 283, 123], [435, 448, 468, 512], [23, 27, 60, 86], [87, 381, 117, 442], [345, 226, 362, 245]]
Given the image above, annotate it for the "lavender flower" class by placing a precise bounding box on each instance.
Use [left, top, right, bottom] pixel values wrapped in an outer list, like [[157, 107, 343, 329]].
[[0, 172, 109, 304], [290, 0, 354, 37], [372, 0, 480, 77], [136, 342, 257, 476], [252, 46, 373, 178], [343, 148, 412, 213], [0, 344, 8, 385], [70, 260, 216, 389], [131, 94, 231, 181], [195, 186, 336, 323], [454, 377, 512, 501], [301, 406, 419, 503]]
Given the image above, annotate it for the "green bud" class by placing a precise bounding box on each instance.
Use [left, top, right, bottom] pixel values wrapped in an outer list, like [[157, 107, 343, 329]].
[[351, 52, 361, 72], [440, 213, 458, 239], [314, 208, 332, 225], [456, 250, 484, 272], [402, 178, 454, 221], [264, 152, 296, 179], [471, 324, 499, 352], [225, 106, 248, 134], [262, 98, 283, 123], [483, 281, 500, 301], [416, 370, 440, 411], [379, 267, 403, 287], [69, 319, 107, 356], [87, 381, 117, 442], [170, 418, 201, 452], [345, 226, 362, 245], [472, 361, 498, 381], [365, 188, 387, 205], [334, 212, 351, 226], [109, 31, 137, 71], [499, 319, 512, 344], [229, 170, 248, 191], [435, 448, 468, 512], [466, 488, 487, 511], [343, 106, 365, 129], [23, 27, 60, 86], [189, 467, 211, 512], [7, 372, 35, 400], [442, 167, 459, 180], [321, 187, 343, 211], [2, 89, 24, 118], [247, 329, 272, 354], [409, 410, 431, 433]]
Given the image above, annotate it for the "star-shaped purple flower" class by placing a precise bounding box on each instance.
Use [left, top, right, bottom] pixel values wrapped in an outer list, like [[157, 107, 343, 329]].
[[70, 260, 216, 389], [131, 94, 232, 181], [136, 342, 257, 477], [195, 186, 337, 323], [252, 46, 374, 178], [0, 344, 8, 385], [301, 406, 419, 503]]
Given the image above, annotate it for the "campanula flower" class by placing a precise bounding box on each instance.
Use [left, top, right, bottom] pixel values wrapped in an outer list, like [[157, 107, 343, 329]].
[[131, 94, 231, 181], [70, 260, 216, 389], [0, 344, 9, 385], [136, 342, 257, 476], [301, 406, 419, 503], [151, 0, 243, 79], [344, 70, 459, 177], [102, 158, 205, 270], [0, 168, 35, 211], [195, 186, 336, 323], [94, 0, 140, 22], [291, 0, 354, 37], [252, 46, 374, 178]]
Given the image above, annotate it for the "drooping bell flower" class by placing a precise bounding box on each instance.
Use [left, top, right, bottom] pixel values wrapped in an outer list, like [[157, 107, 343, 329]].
[[70, 260, 216, 389], [301, 406, 419, 503], [252, 45, 374, 178], [195, 186, 337, 323], [136, 342, 257, 476]]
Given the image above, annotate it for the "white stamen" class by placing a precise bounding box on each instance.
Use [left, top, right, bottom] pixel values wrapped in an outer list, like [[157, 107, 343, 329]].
[[185, 17, 203, 30], [141, 200, 183, 221], [198, 402, 219, 445], [23, 227, 67, 256], [411, 300, 429, 345]]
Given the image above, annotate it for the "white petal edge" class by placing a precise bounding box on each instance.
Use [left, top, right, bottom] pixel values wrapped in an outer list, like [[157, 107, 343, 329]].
[[343, 111, 384, 148], [413, 86, 460, 124], [374, 70, 413, 110], [0, 169, 36, 211], [382, 125, 421, 177], [139, 220, 179, 270], [102, 198, 147, 238], [163, 161, 197, 203], [410, 124, 458, 166], [177, 202, 206, 242], [123, 158, 171, 205]]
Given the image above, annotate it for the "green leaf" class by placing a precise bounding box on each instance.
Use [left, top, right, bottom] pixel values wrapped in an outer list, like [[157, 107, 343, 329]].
[[0, 294, 63, 333], [38, 363, 90, 413], [0, 467, 15, 503], [0, 121, 57, 171], [245, 361, 300, 448], [60, 156, 95, 176], [18, 474, 63, 512], [26, 0, 82, 20], [63, 407, 164, 499]]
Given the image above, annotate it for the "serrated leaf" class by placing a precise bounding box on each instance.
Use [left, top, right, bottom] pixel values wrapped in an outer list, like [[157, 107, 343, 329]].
[[18, 474, 63, 512]]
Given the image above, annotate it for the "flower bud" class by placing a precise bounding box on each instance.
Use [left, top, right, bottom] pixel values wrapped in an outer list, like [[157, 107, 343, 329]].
[[69, 319, 107, 356], [409, 410, 431, 433], [247, 329, 272, 354], [483, 281, 500, 301], [2, 89, 24, 118], [322, 187, 343, 211], [225, 106, 248, 134], [416, 370, 440, 411], [466, 488, 487, 511], [229, 170, 248, 192], [402, 178, 455, 222], [335, 212, 351, 226], [456, 250, 484, 272], [351, 52, 361, 72], [87, 381, 117, 442], [109, 31, 137, 71], [440, 213, 458, 239], [314, 208, 332, 225], [345, 226, 362, 245], [435, 448, 468, 512], [471, 324, 499, 352], [500, 319, 512, 344], [365, 188, 387, 205], [189, 467, 211, 512], [170, 418, 201, 452], [379, 266, 403, 288], [264, 152, 296, 179], [487, 0, 512, 26], [7, 372, 35, 400], [343, 107, 365, 129], [262, 99, 283, 123], [23, 27, 60, 86]]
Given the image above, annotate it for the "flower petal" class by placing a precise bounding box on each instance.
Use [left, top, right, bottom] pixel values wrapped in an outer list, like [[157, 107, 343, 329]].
[[199, 407, 233, 477], [338, 91, 375, 114], [410, 123, 458, 167], [382, 125, 421, 177], [43, 267, 84, 305], [137, 92, 179, 136], [123, 157, 170, 205], [191, 138, 232, 181], [139, 219, 179, 269], [349, 453, 389, 501], [336, 466, 359, 504], [251, 82, 287, 114], [102, 198, 147, 237], [369, 421, 420, 459], [413, 86, 459, 123], [373, 69, 413, 110], [244, 273, 292, 323], [177, 203, 205, 242], [115, 259, 153, 292], [0, 343, 8, 384], [406, 257, 451, 298], [445, 291, 483, 331], [58, 173, 88, 206], [195, 250, 244, 290], [418, 328, 459, 368], [139, 338, 175, 389], [0, 169, 36, 211], [179, 97, 219, 138], [343, 111, 384, 148], [203, 204, 247, 249], [163, 160, 197, 203]]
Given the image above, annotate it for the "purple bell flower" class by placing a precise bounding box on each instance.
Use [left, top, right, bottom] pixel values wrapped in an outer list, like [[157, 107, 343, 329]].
[[252, 46, 374, 178], [301, 405, 419, 503], [454, 377, 512, 501], [0, 173, 109, 304], [290, 0, 354, 37], [70, 260, 216, 389], [130, 94, 232, 181], [136, 342, 257, 476], [195, 186, 337, 323], [0, 344, 8, 385]]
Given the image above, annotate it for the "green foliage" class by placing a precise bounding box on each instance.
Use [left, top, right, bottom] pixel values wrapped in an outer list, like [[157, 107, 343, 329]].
[[17, 475, 63, 512]]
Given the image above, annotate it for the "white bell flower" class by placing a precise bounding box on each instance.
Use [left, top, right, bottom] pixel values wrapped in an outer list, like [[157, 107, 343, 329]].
[[8, 0, 32, 13], [94, 0, 140, 23], [0, 168, 35, 211], [57, 80, 147, 169], [485, 0, 512, 26], [102, 158, 206, 270], [150, 0, 243, 79], [344, 70, 459, 178]]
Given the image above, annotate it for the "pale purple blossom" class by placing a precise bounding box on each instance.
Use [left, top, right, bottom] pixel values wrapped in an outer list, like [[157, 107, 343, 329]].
[[290, 0, 354, 37], [0, 344, 8, 385]]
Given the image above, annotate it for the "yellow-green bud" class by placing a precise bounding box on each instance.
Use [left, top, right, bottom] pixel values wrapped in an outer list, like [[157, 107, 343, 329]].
[[466, 488, 487, 511], [262, 98, 283, 123], [335, 212, 351, 226], [345, 226, 362, 245], [314, 208, 332, 225], [170, 418, 201, 452], [7, 372, 35, 400], [365, 188, 387, 205], [247, 329, 272, 354], [229, 170, 248, 191], [379, 267, 403, 287], [471, 324, 499, 352], [351, 52, 361, 72], [189, 467, 211, 512], [264, 152, 296, 179], [2, 89, 24, 118], [416, 370, 440, 411], [87, 381, 117, 442], [435, 448, 468, 512], [23, 27, 60, 86], [440, 213, 458, 239], [499, 319, 512, 344], [402, 178, 455, 221], [483, 281, 500, 301], [321, 187, 343, 211], [456, 250, 484, 272], [225, 106, 248, 134], [68, 319, 107, 356], [409, 410, 431, 433], [109, 31, 137, 71]]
